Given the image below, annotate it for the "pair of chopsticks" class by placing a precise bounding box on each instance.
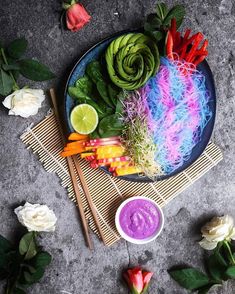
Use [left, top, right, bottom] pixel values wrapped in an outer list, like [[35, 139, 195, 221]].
[[49, 89, 106, 249]]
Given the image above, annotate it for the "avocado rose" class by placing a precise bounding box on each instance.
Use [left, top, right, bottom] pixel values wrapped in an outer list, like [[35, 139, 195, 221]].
[[105, 33, 160, 90]]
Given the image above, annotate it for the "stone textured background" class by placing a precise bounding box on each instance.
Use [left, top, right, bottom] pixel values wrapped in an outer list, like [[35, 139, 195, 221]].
[[0, 0, 235, 293]]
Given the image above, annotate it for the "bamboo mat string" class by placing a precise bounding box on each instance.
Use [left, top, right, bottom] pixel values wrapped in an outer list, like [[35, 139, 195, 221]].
[[21, 112, 223, 246]]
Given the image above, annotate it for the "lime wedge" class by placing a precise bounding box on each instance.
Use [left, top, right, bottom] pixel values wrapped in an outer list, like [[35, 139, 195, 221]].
[[70, 104, 98, 135]]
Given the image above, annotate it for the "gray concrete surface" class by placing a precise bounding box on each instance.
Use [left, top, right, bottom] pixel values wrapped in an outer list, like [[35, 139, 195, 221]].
[[0, 0, 235, 293]]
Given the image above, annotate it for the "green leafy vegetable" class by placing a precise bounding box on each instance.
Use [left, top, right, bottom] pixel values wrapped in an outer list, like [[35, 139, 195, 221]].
[[68, 86, 105, 116], [75, 76, 93, 96], [98, 114, 123, 137], [19, 59, 55, 81], [144, 3, 185, 44]]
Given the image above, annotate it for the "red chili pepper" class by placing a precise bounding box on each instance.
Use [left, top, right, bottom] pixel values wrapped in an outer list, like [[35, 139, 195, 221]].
[[174, 31, 181, 50], [183, 29, 191, 42], [193, 54, 208, 66], [185, 32, 204, 62], [170, 18, 177, 43], [200, 39, 208, 51], [166, 31, 174, 60]]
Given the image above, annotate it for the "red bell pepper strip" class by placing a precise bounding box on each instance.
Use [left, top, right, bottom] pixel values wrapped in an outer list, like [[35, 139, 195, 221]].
[[185, 32, 204, 62], [166, 31, 174, 59], [193, 53, 208, 66]]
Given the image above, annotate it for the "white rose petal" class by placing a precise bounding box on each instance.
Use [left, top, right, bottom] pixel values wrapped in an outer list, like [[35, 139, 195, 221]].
[[14, 202, 57, 232], [199, 215, 235, 250], [199, 238, 218, 250], [2, 88, 45, 118]]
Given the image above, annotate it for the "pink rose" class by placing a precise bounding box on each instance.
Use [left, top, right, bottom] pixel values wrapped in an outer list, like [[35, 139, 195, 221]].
[[63, 1, 91, 32]]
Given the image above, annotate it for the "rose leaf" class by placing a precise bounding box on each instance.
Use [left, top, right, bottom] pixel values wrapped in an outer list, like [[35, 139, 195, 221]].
[[19, 59, 55, 81], [168, 268, 210, 290], [19, 232, 37, 260]]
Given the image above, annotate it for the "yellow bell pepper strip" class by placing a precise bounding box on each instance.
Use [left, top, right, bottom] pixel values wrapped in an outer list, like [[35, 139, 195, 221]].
[[114, 166, 142, 176], [80, 152, 95, 158]]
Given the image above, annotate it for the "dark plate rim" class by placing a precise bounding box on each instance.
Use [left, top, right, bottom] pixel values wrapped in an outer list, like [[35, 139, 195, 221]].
[[63, 29, 216, 183]]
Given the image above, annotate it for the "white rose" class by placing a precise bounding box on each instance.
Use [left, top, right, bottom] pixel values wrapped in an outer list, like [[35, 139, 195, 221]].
[[199, 215, 235, 250], [2, 88, 45, 118], [14, 202, 57, 232]]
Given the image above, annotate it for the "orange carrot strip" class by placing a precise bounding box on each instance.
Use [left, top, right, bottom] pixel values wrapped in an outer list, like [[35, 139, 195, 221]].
[[60, 148, 85, 157], [66, 140, 86, 148], [68, 133, 89, 141]]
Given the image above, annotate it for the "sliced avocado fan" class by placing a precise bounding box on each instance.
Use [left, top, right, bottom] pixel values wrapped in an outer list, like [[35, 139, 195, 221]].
[[105, 33, 160, 90]]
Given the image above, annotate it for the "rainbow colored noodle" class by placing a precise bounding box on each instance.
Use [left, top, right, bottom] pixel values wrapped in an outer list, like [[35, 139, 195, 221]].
[[123, 57, 212, 175]]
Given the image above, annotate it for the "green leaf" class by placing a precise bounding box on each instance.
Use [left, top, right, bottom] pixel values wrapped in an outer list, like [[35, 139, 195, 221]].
[[19, 59, 55, 81], [156, 3, 168, 20], [98, 114, 123, 138], [169, 268, 210, 290], [19, 232, 37, 260], [68, 86, 105, 115], [86, 61, 103, 84], [107, 84, 118, 106], [0, 69, 13, 96], [75, 76, 93, 97], [7, 38, 28, 59], [23, 267, 45, 284], [225, 266, 235, 278], [146, 14, 162, 27], [0, 235, 13, 254], [97, 80, 115, 108], [33, 252, 52, 268], [207, 254, 225, 282], [163, 5, 185, 29]]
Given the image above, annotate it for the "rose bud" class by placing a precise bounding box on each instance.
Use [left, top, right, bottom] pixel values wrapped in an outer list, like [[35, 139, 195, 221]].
[[123, 267, 153, 294], [63, 0, 91, 32]]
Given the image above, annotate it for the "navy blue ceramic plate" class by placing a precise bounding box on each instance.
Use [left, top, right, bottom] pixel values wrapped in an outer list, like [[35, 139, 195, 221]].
[[64, 31, 216, 183]]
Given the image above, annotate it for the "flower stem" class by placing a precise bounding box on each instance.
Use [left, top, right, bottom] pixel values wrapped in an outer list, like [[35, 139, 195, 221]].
[[0, 48, 19, 90], [223, 240, 235, 265]]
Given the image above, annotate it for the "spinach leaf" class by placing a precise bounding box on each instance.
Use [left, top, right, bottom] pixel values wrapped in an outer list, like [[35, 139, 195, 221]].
[[75, 76, 93, 96], [86, 60, 117, 108], [68, 86, 105, 116], [86, 61, 103, 84], [97, 80, 114, 108], [98, 114, 123, 138]]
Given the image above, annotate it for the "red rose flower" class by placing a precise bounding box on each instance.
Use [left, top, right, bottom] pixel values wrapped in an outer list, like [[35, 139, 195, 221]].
[[63, 1, 91, 32], [123, 267, 153, 294]]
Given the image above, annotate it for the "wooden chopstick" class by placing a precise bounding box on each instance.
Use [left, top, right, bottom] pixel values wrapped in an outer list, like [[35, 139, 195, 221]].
[[72, 156, 106, 244], [49, 88, 93, 250]]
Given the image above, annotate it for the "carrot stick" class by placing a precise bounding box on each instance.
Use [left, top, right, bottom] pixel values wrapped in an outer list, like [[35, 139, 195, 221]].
[[64, 146, 86, 152], [61, 149, 85, 157], [66, 140, 86, 148], [68, 133, 89, 141]]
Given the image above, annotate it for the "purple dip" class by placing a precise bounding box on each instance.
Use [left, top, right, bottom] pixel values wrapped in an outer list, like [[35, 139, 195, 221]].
[[119, 199, 161, 240]]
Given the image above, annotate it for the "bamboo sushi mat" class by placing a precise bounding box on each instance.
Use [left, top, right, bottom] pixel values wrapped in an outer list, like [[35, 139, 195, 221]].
[[21, 112, 223, 246]]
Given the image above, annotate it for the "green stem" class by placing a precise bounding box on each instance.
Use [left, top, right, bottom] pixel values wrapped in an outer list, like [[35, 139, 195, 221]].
[[223, 240, 235, 265], [0, 48, 19, 90]]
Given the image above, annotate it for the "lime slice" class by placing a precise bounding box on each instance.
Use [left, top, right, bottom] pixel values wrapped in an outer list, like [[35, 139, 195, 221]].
[[70, 104, 98, 135]]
